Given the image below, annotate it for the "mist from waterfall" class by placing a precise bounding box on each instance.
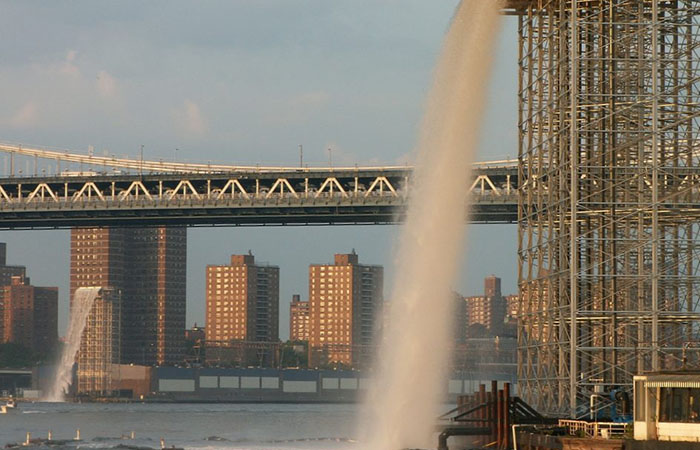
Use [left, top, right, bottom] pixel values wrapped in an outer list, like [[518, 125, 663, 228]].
[[44, 287, 101, 402], [362, 1, 502, 448]]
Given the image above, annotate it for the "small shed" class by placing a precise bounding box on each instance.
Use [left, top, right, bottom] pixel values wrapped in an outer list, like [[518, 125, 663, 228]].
[[634, 371, 700, 442]]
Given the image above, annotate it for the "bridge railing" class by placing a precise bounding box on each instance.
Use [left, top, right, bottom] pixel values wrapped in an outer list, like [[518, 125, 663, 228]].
[[0, 141, 517, 175], [0, 191, 517, 210], [0, 169, 517, 208]]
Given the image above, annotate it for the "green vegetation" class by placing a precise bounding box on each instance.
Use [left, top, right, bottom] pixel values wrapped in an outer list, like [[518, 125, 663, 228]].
[[279, 340, 308, 368]]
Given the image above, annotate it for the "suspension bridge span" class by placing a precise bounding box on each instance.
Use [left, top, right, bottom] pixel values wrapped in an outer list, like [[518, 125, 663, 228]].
[[0, 143, 517, 229]]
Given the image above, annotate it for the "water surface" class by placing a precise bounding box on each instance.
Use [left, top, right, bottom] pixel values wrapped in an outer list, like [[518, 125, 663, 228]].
[[1, 403, 358, 450]]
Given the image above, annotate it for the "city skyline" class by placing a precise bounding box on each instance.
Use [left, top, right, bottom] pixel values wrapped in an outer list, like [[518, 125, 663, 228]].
[[0, 2, 519, 340], [0, 1, 695, 439], [0, 237, 519, 352], [0, 237, 518, 341]]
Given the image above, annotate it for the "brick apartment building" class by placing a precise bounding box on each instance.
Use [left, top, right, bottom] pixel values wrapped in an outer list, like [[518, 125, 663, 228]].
[[205, 253, 279, 366], [0, 243, 57, 354], [70, 226, 187, 366], [1, 276, 58, 354], [464, 275, 507, 335], [0, 244, 28, 286], [289, 294, 310, 342], [308, 251, 383, 369]]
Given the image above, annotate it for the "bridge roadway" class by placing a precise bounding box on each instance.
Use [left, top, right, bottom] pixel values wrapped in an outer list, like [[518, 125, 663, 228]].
[[0, 165, 518, 229]]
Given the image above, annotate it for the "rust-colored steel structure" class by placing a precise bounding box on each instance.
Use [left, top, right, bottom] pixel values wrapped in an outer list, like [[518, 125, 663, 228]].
[[439, 381, 551, 450], [515, 0, 700, 417]]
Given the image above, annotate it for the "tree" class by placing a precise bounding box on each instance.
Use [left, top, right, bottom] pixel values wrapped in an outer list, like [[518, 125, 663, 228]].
[[279, 340, 308, 368]]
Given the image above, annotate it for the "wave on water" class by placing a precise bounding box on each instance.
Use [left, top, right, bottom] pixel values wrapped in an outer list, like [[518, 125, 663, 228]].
[[198, 437, 357, 448], [262, 437, 356, 444], [193, 443, 357, 450], [4, 436, 357, 450]]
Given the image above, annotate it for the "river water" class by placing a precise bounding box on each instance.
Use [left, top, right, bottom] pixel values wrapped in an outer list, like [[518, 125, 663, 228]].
[[1, 403, 360, 450]]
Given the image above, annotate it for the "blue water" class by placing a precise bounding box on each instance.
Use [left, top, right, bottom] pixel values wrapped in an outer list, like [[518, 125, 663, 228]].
[[0, 403, 359, 450]]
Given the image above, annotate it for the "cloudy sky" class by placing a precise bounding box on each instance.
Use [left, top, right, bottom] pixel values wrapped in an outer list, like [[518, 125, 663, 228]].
[[0, 1, 519, 338]]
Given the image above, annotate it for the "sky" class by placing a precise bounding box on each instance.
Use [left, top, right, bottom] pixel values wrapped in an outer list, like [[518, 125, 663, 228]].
[[0, 1, 519, 339]]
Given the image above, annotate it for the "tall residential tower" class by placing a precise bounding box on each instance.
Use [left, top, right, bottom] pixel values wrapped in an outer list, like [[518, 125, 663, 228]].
[[308, 251, 383, 369], [205, 253, 279, 366], [70, 226, 187, 366]]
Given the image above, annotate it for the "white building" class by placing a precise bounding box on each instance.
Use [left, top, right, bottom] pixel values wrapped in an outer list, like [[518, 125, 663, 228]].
[[634, 372, 700, 442]]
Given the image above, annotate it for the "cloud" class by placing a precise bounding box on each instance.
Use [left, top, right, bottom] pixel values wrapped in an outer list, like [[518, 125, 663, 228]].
[[57, 49, 80, 77], [96, 70, 117, 98], [174, 100, 208, 136], [9, 102, 38, 128]]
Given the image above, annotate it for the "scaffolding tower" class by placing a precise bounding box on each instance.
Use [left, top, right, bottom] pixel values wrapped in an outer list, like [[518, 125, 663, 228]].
[[77, 287, 121, 396], [515, 0, 700, 417]]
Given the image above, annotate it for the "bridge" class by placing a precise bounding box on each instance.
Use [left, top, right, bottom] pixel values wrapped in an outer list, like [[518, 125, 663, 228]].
[[0, 143, 517, 229]]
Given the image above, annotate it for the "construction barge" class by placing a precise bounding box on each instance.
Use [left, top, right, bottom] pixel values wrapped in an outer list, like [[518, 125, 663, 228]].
[[439, 372, 700, 450]]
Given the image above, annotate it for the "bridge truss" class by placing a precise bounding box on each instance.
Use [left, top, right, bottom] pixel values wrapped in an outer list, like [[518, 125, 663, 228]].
[[517, 1, 700, 417], [0, 144, 517, 227]]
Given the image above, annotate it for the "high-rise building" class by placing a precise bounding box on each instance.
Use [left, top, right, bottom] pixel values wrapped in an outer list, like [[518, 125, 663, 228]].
[[70, 228, 126, 299], [0, 275, 58, 354], [205, 253, 279, 365], [124, 227, 187, 366], [484, 275, 501, 298], [0, 243, 57, 354], [465, 275, 506, 334], [289, 294, 310, 342], [205, 253, 280, 343], [70, 226, 187, 366], [0, 243, 27, 286], [308, 251, 383, 369]]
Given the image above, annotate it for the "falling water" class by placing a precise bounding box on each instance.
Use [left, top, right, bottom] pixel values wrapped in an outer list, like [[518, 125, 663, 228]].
[[44, 287, 101, 402], [363, 1, 501, 449]]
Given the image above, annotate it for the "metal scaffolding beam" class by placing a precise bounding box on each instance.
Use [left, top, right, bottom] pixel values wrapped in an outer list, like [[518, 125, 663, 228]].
[[518, 0, 700, 417], [77, 288, 121, 397]]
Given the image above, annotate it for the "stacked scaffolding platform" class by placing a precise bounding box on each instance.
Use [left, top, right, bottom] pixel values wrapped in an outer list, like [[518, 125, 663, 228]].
[[77, 287, 121, 396], [516, 0, 700, 417]]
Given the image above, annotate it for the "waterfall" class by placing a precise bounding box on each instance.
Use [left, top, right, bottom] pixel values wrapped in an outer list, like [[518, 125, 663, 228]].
[[44, 286, 101, 402], [363, 1, 502, 448]]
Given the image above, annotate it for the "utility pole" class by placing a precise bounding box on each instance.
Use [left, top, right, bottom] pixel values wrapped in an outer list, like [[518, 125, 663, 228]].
[[140, 144, 144, 176], [299, 144, 303, 168]]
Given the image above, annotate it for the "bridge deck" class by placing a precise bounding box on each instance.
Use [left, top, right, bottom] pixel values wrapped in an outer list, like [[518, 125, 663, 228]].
[[0, 168, 518, 228], [0, 143, 518, 228]]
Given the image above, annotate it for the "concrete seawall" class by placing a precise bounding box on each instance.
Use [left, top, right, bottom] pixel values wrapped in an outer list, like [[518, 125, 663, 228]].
[[148, 367, 517, 403]]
